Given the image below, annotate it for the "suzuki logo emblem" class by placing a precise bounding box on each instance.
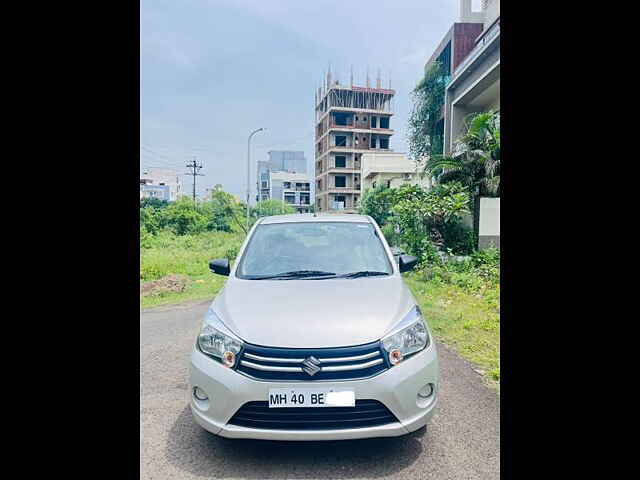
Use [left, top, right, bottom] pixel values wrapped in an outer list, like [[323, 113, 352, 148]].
[[302, 356, 322, 376]]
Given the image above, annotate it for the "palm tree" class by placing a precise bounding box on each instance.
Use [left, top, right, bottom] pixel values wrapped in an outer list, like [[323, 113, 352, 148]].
[[425, 110, 500, 194], [423, 110, 500, 246]]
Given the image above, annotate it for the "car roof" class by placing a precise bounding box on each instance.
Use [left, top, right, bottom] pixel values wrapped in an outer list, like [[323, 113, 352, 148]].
[[258, 213, 371, 225]]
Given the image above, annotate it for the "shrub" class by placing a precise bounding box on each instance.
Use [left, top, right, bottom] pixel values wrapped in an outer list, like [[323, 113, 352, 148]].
[[251, 199, 296, 217], [358, 184, 397, 226], [392, 183, 470, 262], [412, 244, 500, 292], [225, 245, 240, 261], [381, 223, 400, 247], [441, 221, 475, 255]]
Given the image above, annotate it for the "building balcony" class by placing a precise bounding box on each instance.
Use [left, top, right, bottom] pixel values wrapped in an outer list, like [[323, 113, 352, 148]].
[[325, 185, 361, 193], [332, 144, 371, 151], [453, 18, 500, 78], [329, 122, 394, 134], [326, 166, 360, 173]]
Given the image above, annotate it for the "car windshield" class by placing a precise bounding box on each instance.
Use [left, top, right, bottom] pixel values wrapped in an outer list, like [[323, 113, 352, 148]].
[[236, 221, 393, 279]]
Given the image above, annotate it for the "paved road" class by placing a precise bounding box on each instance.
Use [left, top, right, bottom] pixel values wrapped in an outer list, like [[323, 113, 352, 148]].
[[141, 299, 500, 479]]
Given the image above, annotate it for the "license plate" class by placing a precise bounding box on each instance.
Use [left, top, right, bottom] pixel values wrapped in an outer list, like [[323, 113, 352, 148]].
[[268, 388, 355, 408]]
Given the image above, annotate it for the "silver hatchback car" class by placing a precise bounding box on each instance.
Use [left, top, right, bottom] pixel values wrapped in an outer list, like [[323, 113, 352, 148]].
[[189, 214, 438, 440]]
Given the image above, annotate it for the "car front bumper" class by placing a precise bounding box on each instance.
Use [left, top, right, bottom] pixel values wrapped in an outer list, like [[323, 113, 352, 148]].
[[189, 342, 438, 441]]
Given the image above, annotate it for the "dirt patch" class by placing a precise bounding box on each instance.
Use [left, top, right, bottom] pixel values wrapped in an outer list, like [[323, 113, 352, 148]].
[[140, 275, 190, 297]]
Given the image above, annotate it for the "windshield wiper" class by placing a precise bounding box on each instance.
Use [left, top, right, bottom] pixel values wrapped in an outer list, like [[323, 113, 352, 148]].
[[337, 271, 390, 279], [249, 270, 337, 280]]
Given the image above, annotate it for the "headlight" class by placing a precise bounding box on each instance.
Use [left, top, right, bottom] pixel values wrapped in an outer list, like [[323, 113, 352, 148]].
[[381, 306, 429, 365], [197, 308, 243, 367]]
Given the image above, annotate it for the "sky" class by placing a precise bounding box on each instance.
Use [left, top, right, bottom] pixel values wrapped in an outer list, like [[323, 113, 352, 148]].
[[140, 0, 465, 201]]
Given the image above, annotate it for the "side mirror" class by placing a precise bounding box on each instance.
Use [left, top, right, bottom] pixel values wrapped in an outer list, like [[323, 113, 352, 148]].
[[209, 258, 230, 276], [399, 255, 418, 273]]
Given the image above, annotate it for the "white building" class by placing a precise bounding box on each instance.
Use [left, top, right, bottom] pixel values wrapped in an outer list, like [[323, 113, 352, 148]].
[[269, 171, 312, 213], [361, 152, 431, 192], [140, 168, 183, 202], [140, 178, 170, 201]]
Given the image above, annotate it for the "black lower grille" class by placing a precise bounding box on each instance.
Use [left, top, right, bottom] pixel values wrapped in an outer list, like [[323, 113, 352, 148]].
[[228, 399, 399, 430]]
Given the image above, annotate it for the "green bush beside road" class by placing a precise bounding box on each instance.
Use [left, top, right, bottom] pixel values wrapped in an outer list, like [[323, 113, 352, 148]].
[[404, 248, 500, 389]]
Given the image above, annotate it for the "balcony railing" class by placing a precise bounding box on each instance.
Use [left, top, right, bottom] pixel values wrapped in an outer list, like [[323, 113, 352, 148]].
[[453, 19, 500, 76], [332, 144, 370, 150]]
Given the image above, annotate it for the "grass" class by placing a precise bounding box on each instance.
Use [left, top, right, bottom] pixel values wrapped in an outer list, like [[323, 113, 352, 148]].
[[404, 270, 500, 390], [140, 230, 244, 309]]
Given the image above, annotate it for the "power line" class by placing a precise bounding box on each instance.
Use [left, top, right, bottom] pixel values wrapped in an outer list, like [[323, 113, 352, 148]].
[[140, 146, 184, 168], [184, 157, 204, 204]]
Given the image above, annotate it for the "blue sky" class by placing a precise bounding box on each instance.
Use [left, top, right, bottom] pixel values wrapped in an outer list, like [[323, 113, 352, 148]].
[[140, 0, 461, 200]]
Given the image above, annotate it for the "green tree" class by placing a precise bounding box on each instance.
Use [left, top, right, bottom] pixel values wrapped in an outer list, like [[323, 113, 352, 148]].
[[424, 111, 500, 196], [358, 184, 397, 226], [251, 199, 296, 218], [201, 188, 243, 233], [140, 197, 169, 209], [157, 196, 208, 235], [423, 110, 500, 246], [140, 206, 161, 235]]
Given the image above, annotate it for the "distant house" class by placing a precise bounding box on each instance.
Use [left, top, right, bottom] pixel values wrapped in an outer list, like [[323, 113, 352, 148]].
[[140, 178, 170, 201], [140, 168, 183, 201], [361, 152, 431, 192], [257, 151, 312, 213], [269, 172, 312, 214]]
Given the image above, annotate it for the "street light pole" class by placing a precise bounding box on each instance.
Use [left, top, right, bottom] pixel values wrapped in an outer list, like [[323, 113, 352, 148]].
[[247, 127, 265, 230]]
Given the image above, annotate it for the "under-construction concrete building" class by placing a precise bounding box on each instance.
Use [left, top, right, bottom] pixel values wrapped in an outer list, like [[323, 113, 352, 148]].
[[314, 69, 395, 213]]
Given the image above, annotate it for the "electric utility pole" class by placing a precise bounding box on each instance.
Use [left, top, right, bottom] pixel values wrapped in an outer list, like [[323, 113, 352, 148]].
[[184, 157, 204, 205]]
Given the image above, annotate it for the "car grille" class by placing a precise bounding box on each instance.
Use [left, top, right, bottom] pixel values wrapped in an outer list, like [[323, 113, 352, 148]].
[[228, 400, 398, 430], [235, 341, 389, 381]]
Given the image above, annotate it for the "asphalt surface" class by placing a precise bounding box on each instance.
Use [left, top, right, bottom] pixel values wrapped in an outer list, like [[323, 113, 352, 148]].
[[141, 298, 500, 479]]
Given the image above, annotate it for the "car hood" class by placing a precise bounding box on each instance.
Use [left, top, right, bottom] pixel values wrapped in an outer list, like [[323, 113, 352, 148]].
[[213, 276, 416, 348]]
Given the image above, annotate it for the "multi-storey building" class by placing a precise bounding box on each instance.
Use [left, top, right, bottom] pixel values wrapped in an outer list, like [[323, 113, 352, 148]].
[[425, 0, 500, 156], [256, 150, 311, 213], [314, 73, 395, 213], [270, 172, 311, 213], [257, 150, 307, 203], [424, 0, 500, 249]]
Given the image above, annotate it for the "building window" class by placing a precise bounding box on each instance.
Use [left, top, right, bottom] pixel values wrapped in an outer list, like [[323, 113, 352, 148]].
[[379, 138, 389, 149], [284, 194, 296, 204], [335, 135, 347, 147], [283, 182, 291, 189], [379, 117, 390, 129], [386, 180, 392, 188], [333, 195, 346, 210], [335, 176, 346, 188], [370, 136, 376, 148], [261, 181, 268, 189], [371, 117, 377, 128], [335, 155, 346, 168]]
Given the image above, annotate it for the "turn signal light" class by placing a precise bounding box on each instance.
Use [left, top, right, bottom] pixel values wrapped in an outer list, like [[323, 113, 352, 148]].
[[389, 348, 403, 365], [222, 350, 236, 367]]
